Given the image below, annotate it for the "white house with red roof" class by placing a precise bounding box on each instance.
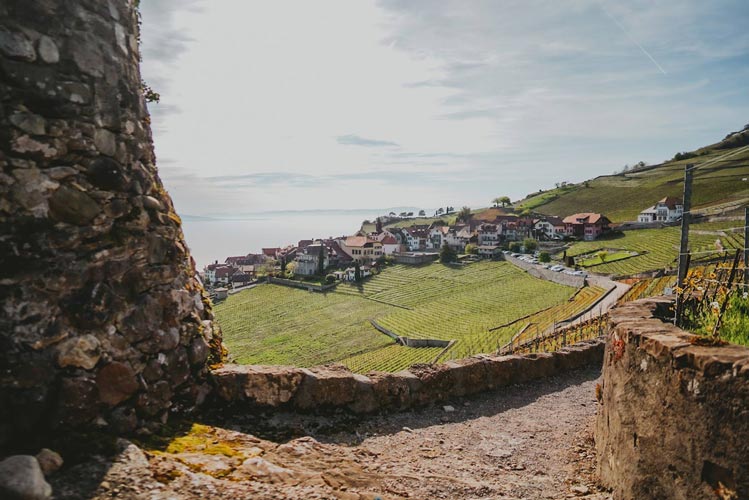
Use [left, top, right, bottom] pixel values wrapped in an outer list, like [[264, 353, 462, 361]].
[[338, 236, 384, 262]]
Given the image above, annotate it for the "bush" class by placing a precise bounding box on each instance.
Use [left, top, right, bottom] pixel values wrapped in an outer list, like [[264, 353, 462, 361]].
[[539, 252, 551, 263], [464, 243, 479, 255], [439, 243, 457, 263], [522, 238, 538, 253], [509, 242, 522, 252], [325, 274, 336, 284]]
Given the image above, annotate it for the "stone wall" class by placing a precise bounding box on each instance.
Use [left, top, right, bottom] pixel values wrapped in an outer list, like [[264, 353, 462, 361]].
[[596, 297, 749, 499], [210, 339, 604, 413], [0, 0, 223, 450]]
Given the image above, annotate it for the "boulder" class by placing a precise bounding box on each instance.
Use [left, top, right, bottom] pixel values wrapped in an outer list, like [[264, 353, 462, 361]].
[[0, 455, 52, 499]]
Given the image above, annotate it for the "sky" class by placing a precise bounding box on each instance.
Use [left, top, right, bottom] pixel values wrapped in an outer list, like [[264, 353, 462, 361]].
[[139, 0, 749, 218]]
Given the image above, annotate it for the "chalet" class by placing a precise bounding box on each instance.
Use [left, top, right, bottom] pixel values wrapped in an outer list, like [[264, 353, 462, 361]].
[[563, 213, 611, 240], [293, 242, 329, 276], [534, 216, 565, 240], [212, 265, 235, 285], [638, 197, 683, 223], [339, 236, 383, 263]]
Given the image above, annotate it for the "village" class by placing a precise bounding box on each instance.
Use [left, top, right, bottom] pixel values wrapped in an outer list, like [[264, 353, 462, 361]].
[[201, 196, 685, 295]]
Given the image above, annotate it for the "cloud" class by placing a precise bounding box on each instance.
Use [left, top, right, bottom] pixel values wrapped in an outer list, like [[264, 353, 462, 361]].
[[336, 134, 400, 148]]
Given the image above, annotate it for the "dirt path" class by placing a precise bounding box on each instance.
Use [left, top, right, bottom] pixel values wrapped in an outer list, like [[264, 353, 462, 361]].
[[51, 368, 611, 500]]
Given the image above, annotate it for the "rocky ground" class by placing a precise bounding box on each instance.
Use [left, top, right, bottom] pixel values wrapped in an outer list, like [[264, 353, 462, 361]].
[[49, 368, 611, 500]]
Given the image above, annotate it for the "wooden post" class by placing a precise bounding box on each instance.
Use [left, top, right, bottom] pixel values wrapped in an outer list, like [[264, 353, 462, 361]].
[[712, 250, 742, 337], [675, 164, 694, 325], [677, 164, 694, 287]]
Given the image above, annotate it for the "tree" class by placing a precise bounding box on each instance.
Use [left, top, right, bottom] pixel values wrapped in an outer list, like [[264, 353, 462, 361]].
[[456, 206, 472, 223], [509, 242, 522, 252], [597, 250, 608, 263], [389, 212, 396, 217], [375, 218, 383, 233], [418, 210, 426, 216], [465, 243, 478, 255], [285, 261, 297, 277], [354, 261, 362, 282], [325, 273, 336, 284], [522, 238, 538, 253], [493, 196, 511, 207], [539, 251, 551, 263], [436, 207, 444, 215], [316, 244, 325, 276], [407, 211, 414, 217], [280, 255, 287, 274], [439, 243, 457, 263]]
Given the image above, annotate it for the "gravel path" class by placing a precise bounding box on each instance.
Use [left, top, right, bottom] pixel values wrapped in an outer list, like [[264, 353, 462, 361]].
[[51, 367, 611, 500]]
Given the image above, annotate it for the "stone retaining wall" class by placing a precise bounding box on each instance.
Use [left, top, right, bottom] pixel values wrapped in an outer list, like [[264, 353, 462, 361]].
[[596, 297, 749, 499], [210, 339, 604, 413]]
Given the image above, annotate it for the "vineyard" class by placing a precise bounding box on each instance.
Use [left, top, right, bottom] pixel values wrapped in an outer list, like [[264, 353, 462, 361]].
[[562, 221, 745, 277], [216, 261, 610, 372]]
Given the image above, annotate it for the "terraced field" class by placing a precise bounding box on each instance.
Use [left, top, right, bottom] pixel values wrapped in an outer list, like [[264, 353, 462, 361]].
[[216, 261, 606, 372], [561, 222, 744, 277], [214, 285, 395, 367]]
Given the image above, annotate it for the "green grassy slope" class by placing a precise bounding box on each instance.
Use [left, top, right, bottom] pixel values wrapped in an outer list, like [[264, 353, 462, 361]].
[[517, 131, 749, 222]]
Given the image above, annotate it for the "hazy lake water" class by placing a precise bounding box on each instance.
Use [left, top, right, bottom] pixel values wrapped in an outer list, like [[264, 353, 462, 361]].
[[182, 210, 403, 269]]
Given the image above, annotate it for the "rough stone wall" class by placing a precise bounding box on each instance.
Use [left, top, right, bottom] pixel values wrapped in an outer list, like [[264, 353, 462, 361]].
[[211, 339, 604, 413], [0, 0, 223, 450], [596, 297, 749, 499]]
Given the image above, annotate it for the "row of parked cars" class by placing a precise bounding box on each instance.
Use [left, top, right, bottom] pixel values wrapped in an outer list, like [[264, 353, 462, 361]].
[[503, 251, 588, 277]]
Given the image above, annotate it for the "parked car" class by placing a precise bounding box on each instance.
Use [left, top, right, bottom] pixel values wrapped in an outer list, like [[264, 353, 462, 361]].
[[550, 265, 564, 272]]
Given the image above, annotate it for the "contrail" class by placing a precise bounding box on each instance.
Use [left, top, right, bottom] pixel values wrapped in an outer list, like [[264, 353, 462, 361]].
[[602, 6, 667, 75]]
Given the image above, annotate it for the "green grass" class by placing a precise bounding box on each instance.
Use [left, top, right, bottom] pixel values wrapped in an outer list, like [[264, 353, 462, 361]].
[[516, 145, 749, 222], [577, 251, 635, 267], [214, 285, 395, 367], [384, 215, 456, 229], [215, 261, 605, 372], [560, 222, 745, 277]]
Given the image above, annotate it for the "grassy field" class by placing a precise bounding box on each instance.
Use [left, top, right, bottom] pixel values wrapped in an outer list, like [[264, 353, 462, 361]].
[[515, 143, 749, 222], [560, 221, 745, 277], [216, 260, 605, 372], [384, 215, 456, 229], [576, 251, 634, 267]]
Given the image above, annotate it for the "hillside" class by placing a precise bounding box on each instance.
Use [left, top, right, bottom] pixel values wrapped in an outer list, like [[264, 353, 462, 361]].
[[516, 126, 749, 222]]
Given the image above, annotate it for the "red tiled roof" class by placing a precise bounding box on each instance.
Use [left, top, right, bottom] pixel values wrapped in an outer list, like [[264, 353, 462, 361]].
[[381, 235, 397, 244], [658, 196, 682, 210], [262, 248, 280, 257], [562, 213, 609, 225]]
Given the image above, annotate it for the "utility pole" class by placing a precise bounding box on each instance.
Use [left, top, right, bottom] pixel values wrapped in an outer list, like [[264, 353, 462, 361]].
[[677, 164, 694, 287], [674, 164, 694, 326], [744, 206, 748, 287]]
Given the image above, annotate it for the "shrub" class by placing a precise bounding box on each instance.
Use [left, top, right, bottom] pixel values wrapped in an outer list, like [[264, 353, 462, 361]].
[[523, 238, 538, 253], [539, 252, 551, 263], [325, 274, 336, 284]]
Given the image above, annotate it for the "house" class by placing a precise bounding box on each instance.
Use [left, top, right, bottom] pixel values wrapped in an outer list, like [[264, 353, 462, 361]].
[[477, 223, 501, 246], [403, 226, 430, 251], [230, 272, 253, 287], [477, 245, 502, 258], [324, 239, 353, 267], [293, 242, 328, 276], [262, 248, 280, 259], [563, 213, 611, 240], [428, 225, 448, 250], [534, 216, 565, 240], [638, 197, 683, 223], [213, 265, 235, 285], [338, 236, 384, 263], [376, 233, 402, 255], [336, 265, 372, 282]]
